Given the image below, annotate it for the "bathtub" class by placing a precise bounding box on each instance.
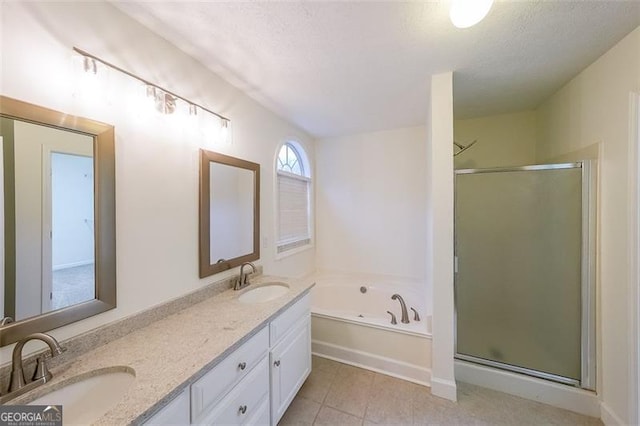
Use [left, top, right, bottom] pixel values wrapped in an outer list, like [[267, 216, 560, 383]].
[[309, 274, 433, 386]]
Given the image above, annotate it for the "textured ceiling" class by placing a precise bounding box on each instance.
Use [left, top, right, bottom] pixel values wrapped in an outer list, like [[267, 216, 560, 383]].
[[114, 1, 640, 139]]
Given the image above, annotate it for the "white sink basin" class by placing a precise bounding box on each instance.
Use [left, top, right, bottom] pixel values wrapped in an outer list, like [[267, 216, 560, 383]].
[[239, 282, 290, 303], [28, 367, 135, 425]]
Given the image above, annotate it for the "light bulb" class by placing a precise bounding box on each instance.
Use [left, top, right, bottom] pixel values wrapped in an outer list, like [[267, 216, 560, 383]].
[[219, 119, 230, 144], [72, 54, 109, 104], [450, 0, 493, 29]]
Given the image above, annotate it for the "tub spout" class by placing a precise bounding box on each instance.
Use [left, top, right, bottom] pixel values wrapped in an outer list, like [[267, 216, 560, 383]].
[[391, 294, 410, 324]]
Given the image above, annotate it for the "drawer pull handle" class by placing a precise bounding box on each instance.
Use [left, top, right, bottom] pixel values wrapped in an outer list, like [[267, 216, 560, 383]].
[[274, 360, 281, 367], [238, 362, 247, 370], [238, 405, 247, 415]]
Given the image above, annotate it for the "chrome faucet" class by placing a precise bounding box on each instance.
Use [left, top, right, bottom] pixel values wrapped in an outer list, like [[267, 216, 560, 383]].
[[234, 262, 256, 290], [0, 333, 64, 403], [391, 294, 410, 324]]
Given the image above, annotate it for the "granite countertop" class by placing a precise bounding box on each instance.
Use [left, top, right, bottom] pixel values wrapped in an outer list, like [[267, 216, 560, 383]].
[[9, 275, 314, 425]]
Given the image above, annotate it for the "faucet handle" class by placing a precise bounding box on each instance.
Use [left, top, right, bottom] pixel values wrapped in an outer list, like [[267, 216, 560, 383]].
[[386, 311, 397, 325], [410, 307, 420, 321]]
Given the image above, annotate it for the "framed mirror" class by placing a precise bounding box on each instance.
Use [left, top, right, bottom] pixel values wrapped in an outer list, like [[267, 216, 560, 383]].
[[199, 149, 260, 278], [0, 96, 116, 346]]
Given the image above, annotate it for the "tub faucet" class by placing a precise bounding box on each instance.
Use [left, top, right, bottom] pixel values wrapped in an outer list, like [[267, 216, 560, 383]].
[[234, 262, 256, 290], [410, 307, 420, 322], [1, 333, 64, 403], [391, 294, 410, 324]]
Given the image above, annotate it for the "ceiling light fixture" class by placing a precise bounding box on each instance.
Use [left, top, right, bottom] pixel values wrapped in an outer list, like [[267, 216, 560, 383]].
[[449, 0, 494, 29], [73, 47, 230, 123]]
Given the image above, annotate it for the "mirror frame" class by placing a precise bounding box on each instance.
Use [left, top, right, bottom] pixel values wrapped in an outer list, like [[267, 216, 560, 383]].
[[0, 96, 116, 346], [199, 149, 260, 278]]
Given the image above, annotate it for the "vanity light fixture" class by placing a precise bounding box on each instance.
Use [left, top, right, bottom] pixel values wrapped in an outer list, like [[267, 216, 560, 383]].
[[73, 47, 230, 125], [83, 57, 97, 74], [449, 0, 494, 29], [146, 85, 177, 115], [219, 118, 230, 143]]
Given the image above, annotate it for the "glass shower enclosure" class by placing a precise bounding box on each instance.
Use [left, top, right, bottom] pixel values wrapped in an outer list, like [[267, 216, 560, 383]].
[[454, 162, 596, 389]]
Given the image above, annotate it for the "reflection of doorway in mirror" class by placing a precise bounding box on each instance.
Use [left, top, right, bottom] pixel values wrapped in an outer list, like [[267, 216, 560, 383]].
[[45, 152, 95, 312], [9, 119, 95, 320]]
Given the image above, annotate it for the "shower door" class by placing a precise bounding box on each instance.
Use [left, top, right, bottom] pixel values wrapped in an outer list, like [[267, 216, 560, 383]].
[[454, 162, 596, 389]]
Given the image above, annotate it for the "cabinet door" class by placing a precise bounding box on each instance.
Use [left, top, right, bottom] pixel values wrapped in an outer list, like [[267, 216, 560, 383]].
[[142, 388, 190, 425], [270, 316, 311, 425]]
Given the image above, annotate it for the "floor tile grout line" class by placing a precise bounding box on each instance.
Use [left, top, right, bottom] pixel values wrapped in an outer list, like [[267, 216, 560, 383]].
[[323, 403, 366, 422]]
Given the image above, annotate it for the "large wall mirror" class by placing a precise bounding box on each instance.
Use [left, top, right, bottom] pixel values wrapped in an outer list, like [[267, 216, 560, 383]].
[[199, 149, 260, 278], [0, 96, 116, 346]]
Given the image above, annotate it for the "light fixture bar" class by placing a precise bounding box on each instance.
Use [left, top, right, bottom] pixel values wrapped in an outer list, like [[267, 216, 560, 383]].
[[73, 46, 230, 122]]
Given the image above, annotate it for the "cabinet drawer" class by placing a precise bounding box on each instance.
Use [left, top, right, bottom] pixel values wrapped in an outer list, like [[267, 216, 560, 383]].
[[270, 293, 310, 345], [246, 396, 270, 426], [195, 357, 269, 425], [143, 388, 189, 425], [191, 326, 268, 421]]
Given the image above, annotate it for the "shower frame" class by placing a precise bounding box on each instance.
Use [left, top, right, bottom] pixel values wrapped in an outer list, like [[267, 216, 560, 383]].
[[453, 161, 597, 390]]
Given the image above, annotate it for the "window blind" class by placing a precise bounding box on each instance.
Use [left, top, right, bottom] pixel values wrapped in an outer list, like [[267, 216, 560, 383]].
[[277, 172, 310, 253]]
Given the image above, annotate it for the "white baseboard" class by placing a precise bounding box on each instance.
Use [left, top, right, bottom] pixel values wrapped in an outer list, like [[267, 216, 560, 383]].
[[431, 377, 458, 401], [600, 402, 625, 426], [52, 259, 93, 271], [311, 339, 431, 386], [455, 360, 600, 418]]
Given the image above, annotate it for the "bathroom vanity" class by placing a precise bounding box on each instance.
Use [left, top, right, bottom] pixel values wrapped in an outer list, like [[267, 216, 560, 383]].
[[6, 276, 313, 426], [146, 293, 311, 425]]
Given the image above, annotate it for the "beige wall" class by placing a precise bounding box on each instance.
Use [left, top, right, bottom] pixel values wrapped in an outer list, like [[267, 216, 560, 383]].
[[454, 110, 538, 169], [536, 26, 640, 425], [1, 1, 315, 361], [315, 125, 428, 282]]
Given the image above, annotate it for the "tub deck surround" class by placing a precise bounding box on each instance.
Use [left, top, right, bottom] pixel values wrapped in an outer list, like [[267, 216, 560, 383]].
[[5, 274, 315, 425], [308, 273, 432, 386], [310, 274, 430, 336]]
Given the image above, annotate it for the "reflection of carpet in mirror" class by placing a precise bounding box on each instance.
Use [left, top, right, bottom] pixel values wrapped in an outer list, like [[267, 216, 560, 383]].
[[52, 263, 95, 311]]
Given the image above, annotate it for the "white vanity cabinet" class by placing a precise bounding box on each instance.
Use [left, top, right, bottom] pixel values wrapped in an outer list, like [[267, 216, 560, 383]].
[[268, 294, 311, 425], [190, 326, 270, 425], [143, 292, 311, 426], [143, 388, 190, 425]]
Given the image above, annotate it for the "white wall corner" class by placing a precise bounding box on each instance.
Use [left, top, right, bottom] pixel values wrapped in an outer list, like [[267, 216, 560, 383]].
[[427, 72, 456, 402], [601, 402, 626, 426], [431, 377, 458, 401], [627, 91, 640, 426]]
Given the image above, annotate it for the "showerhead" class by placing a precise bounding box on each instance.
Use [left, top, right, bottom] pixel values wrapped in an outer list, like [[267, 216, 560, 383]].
[[454, 139, 478, 156]]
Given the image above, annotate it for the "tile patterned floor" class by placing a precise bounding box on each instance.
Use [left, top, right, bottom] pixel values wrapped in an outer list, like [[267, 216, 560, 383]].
[[279, 356, 603, 426]]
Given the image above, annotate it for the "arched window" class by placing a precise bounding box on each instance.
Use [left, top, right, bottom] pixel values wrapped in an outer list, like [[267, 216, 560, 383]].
[[277, 143, 304, 175], [276, 142, 312, 254]]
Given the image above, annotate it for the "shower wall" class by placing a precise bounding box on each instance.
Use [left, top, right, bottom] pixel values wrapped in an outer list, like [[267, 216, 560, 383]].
[[454, 110, 538, 169]]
